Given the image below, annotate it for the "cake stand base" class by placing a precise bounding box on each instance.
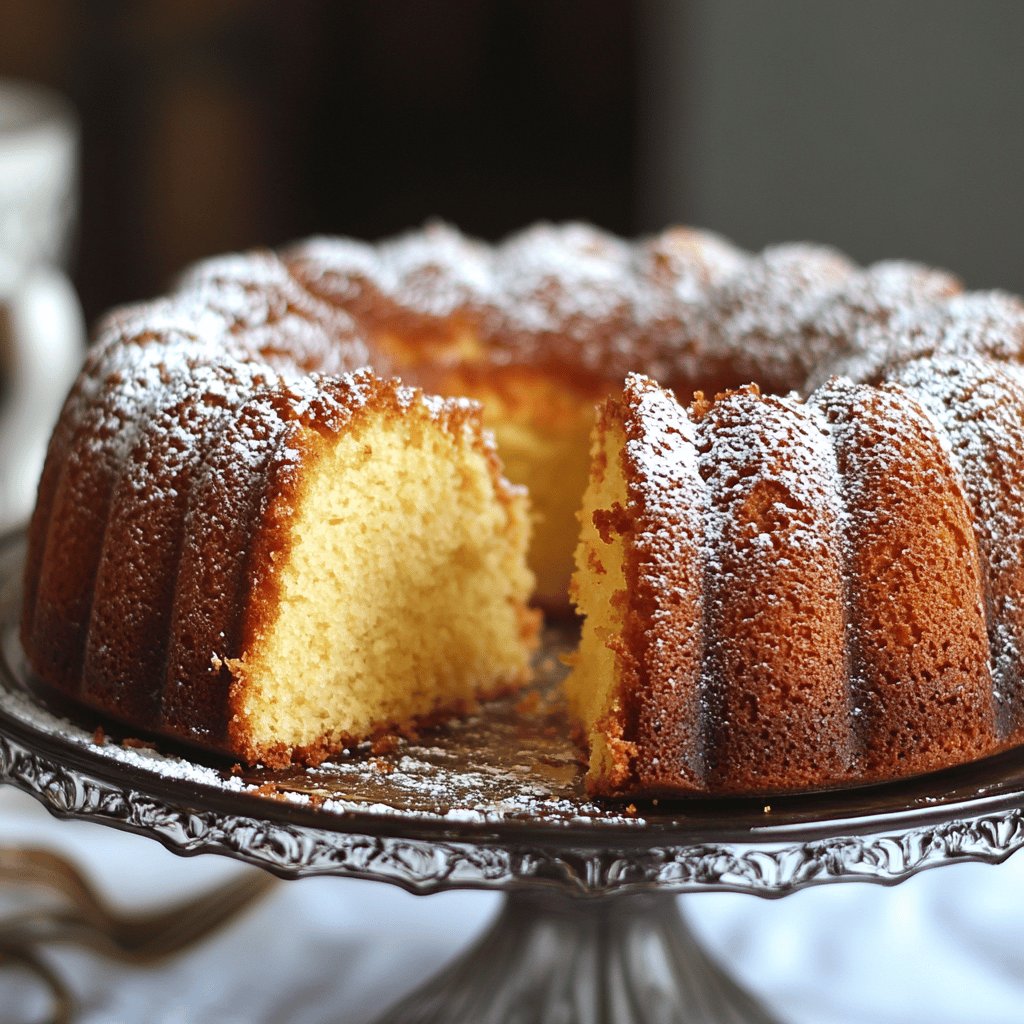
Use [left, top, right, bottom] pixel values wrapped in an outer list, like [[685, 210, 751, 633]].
[[375, 890, 780, 1024]]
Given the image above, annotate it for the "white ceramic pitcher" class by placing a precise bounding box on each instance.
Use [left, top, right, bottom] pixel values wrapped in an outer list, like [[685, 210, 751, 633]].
[[0, 81, 85, 533]]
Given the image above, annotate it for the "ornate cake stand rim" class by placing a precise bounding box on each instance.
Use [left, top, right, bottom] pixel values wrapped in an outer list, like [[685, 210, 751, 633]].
[[2, 722, 1024, 898]]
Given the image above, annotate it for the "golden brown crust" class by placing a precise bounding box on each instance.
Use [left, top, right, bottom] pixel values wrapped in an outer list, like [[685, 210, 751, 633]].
[[889, 357, 1024, 739], [811, 379, 996, 776], [692, 388, 852, 793]]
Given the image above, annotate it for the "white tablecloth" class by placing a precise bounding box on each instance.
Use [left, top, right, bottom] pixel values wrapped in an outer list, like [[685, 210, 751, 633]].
[[1, 786, 1023, 1023]]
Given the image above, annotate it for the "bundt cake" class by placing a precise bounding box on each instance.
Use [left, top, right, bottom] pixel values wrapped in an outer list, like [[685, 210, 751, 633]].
[[20, 219, 1024, 795]]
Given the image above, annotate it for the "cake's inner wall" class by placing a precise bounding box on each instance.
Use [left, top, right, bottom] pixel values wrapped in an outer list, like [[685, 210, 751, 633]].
[[420, 366, 600, 606], [239, 413, 532, 753], [565, 420, 629, 781]]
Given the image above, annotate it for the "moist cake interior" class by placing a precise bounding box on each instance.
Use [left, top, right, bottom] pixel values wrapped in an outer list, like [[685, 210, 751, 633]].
[[230, 408, 535, 763]]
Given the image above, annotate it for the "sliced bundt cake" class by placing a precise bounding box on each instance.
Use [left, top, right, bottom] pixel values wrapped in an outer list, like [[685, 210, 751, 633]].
[[219, 372, 537, 767], [24, 359, 537, 766], [569, 371, 1008, 796], [22, 221, 1024, 796]]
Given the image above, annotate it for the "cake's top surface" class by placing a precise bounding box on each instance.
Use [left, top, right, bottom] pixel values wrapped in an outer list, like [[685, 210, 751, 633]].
[[284, 222, 1024, 397], [53, 220, 1021, 414]]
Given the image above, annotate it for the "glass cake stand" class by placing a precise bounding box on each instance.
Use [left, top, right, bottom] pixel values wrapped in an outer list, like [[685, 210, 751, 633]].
[[3, 531, 1024, 1023]]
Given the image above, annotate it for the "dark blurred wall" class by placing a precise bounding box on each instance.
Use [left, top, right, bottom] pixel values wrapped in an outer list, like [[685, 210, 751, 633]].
[[0, 1, 638, 321], [4, 0, 1023, 321], [640, 0, 1024, 292]]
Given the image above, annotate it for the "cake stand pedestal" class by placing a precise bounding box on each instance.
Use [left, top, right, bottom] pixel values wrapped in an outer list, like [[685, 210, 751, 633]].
[[3, 530, 1024, 1023], [374, 890, 777, 1023]]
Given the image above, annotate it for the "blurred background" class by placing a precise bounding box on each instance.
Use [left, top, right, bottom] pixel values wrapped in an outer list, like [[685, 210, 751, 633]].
[[1, 0, 1021, 323], [2, 2, 1024, 1022]]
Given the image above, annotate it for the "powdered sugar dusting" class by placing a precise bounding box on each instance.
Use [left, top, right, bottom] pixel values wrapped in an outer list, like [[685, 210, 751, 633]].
[[624, 373, 701, 508], [817, 289, 1024, 387], [676, 384, 855, 789], [380, 219, 496, 318], [696, 389, 844, 573]]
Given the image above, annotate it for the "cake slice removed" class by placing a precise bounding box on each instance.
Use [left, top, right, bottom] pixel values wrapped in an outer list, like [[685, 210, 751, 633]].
[[224, 371, 539, 767], [566, 373, 707, 796], [419, 364, 604, 611]]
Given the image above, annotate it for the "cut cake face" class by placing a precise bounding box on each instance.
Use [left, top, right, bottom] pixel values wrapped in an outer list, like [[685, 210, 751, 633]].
[[226, 376, 539, 767]]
